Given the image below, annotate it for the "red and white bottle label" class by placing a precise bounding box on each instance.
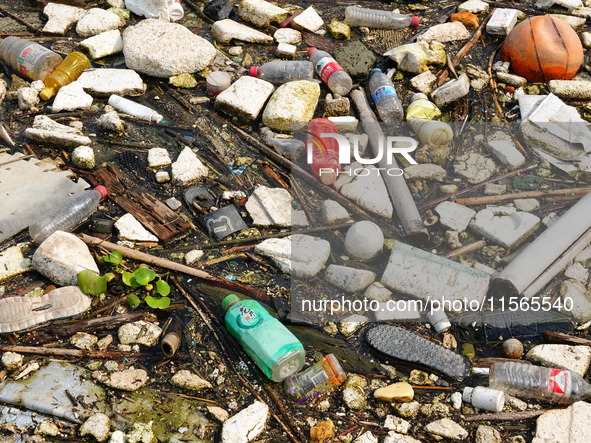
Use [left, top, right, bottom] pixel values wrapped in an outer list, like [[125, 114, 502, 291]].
[[548, 369, 571, 396], [315, 56, 343, 83]]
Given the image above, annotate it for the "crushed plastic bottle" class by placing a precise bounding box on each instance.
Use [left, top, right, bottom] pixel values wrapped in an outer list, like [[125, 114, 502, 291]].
[[125, 0, 184, 21], [406, 93, 453, 146], [369, 68, 404, 126], [222, 294, 305, 382], [40, 52, 91, 101], [284, 354, 346, 402], [489, 361, 591, 404], [306, 118, 340, 185], [249, 61, 314, 83], [29, 186, 108, 243], [108, 95, 164, 123], [261, 127, 305, 159], [344, 6, 419, 30], [308, 47, 352, 96], [0, 37, 62, 81]]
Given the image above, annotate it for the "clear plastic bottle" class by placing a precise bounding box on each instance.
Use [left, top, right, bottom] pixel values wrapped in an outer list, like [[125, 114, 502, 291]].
[[249, 61, 314, 83], [406, 93, 453, 146], [369, 68, 404, 126], [222, 294, 305, 382], [29, 186, 108, 243], [308, 47, 352, 96], [0, 37, 62, 81], [108, 95, 164, 123], [284, 354, 347, 402], [261, 127, 305, 158], [345, 6, 419, 30], [39, 52, 91, 101], [489, 361, 591, 404]]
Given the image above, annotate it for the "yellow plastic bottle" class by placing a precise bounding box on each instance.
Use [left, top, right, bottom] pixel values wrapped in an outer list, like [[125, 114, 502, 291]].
[[39, 52, 91, 101], [406, 93, 453, 146]]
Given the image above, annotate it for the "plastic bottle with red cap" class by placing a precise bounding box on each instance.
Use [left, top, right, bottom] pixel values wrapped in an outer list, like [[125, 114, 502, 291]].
[[306, 118, 340, 185], [344, 6, 419, 30], [249, 61, 314, 83], [308, 48, 352, 96], [29, 186, 108, 243]]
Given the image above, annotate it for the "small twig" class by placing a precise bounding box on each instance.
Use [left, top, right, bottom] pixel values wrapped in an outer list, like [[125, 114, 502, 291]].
[[461, 410, 547, 422], [454, 187, 591, 206], [0, 344, 147, 359], [445, 240, 486, 259], [0, 154, 34, 167], [544, 331, 591, 346]]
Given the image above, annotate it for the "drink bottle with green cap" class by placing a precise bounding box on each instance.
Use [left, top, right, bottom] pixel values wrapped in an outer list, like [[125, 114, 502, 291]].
[[221, 294, 305, 382]]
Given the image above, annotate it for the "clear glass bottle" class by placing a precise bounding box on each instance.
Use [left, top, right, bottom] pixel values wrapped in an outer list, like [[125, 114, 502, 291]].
[[39, 52, 91, 101], [489, 361, 591, 404], [284, 354, 346, 402], [29, 186, 108, 243], [108, 95, 164, 123], [0, 37, 62, 81], [222, 294, 305, 382], [345, 7, 419, 30], [369, 68, 404, 126], [249, 61, 314, 83], [308, 47, 352, 96]]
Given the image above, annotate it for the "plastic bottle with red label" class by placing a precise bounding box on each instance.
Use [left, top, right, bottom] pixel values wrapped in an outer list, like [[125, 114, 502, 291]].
[[489, 361, 591, 404], [306, 118, 340, 185], [308, 47, 352, 96]]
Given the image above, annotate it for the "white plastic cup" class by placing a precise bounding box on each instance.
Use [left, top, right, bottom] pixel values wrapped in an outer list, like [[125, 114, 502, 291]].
[[463, 386, 505, 412], [108, 94, 164, 123], [207, 71, 232, 96], [344, 221, 384, 260]]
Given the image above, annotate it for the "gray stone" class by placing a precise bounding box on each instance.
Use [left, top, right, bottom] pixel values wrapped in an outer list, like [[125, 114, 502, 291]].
[[118, 320, 162, 346], [123, 19, 217, 77], [72, 145, 95, 169], [25, 115, 92, 148], [548, 80, 591, 100], [32, 231, 99, 286], [78, 68, 145, 96], [532, 401, 591, 443], [185, 249, 204, 264], [262, 81, 320, 132], [424, 418, 468, 440], [276, 43, 296, 58], [17, 87, 40, 111], [513, 198, 540, 212], [506, 395, 528, 411], [560, 280, 591, 322], [321, 200, 352, 224], [565, 262, 589, 282], [384, 415, 411, 434], [148, 147, 171, 168], [212, 19, 274, 44], [453, 152, 495, 184], [364, 282, 392, 302], [581, 32, 591, 48], [80, 413, 111, 442], [171, 146, 209, 186], [384, 432, 421, 443], [446, 230, 462, 248], [470, 206, 540, 248], [410, 71, 438, 94], [52, 82, 93, 112], [352, 431, 378, 443], [215, 76, 274, 122], [486, 131, 525, 169], [97, 111, 124, 133], [221, 401, 269, 443], [115, 213, 158, 242], [273, 28, 302, 44], [432, 73, 470, 108], [404, 164, 447, 181], [165, 197, 181, 210], [496, 71, 528, 87], [35, 420, 60, 437], [440, 184, 459, 194], [325, 264, 376, 293], [70, 332, 98, 350], [384, 41, 446, 74], [93, 367, 148, 391], [458, 0, 490, 13], [246, 186, 303, 228], [76, 8, 122, 37], [334, 41, 377, 77], [419, 22, 470, 43], [434, 201, 476, 231], [343, 374, 368, 410], [171, 370, 212, 391], [536, 0, 582, 12], [236, 0, 288, 28], [43, 3, 85, 34], [255, 234, 330, 278], [291, 6, 324, 33], [475, 425, 502, 443], [464, 64, 490, 92], [336, 164, 393, 218], [228, 46, 243, 56], [80, 30, 123, 59], [126, 422, 155, 443], [484, 183, 506, 195], [526, 344, 591, 376], [2, 352, 24, 371], [396, 401, 421, 418]]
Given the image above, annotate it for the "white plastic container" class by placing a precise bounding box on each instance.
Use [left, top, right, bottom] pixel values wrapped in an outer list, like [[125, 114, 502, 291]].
[[108, 95, 164, 123], [462, 386, 505, 412], [345, 6, 419, 30], [308, 47, 352, 96], [345, 221, 384, 260], [0, 37, 62, 81], [486, 8, 519, 35], [426, 309, 451, 333]]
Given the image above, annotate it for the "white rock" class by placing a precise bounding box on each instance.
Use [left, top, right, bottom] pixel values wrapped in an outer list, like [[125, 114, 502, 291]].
[[245, 186, 300, 228], [581, 32, 591, 48], [1, 352, 24, 371], [384, 415, 411, 434], [118, 320, 162, 346], [548, 79, 591, 100], [25, 115, 92, 148], [171, 369, 213, 391], [78, 68, 145, 96], [185, 249, 205, 264], [97, 111, 124, 133], [561, 279, 591, 322], [532, 401, 591, 443], [80, 30, 124, 59], [228, 46, 243, 56], [32, 231, 99, 286], [72, 145, 95, 169], [434, 201, 476, 232], [292, 6, 324, 33], [155, 171, 170, 183], [513, 198, 540, 212], [274, 28, 302, 44], [506, 395, 528, 411], [80, 413, 111, 442], [526, 344, 591, 376], [115, 213, 158, 242], [207, 405, 230, 422], [212, 19, 274, 44], [458, 0, 490, 13], [364, 282, 392, 302], [424, 418, 468, 440], [484, 183, 506, 196], [43, 3, 85, 34], [171, 146, 209, 186], [148, 147, 171, 168], [221, 401, 269, 443], [475, 425, 502, 443], [0, 243, 31, 282], [109, 431, 126, 443], [237, 0, 288, 28], [126, 421, 155, 443], [17, 87, 40, 111], [277, 42, 297, 58], [336, 164, 393, 218], [352, 431, 378, 443], [35, 420, 59, 437], [549, 13, 586, 29], [321, 200, 352, 224], [432, 73, 470, 108], [325, 264, 376, 293], [70, 332, 98, 350], [404, 164, 447, 181], [565, 262, 589, 282], [76, 8, 123, 38], [419, 22, 470, 43], [384, 41, 447, 74], [384, 432, 421, 443], [254, 234, 331, 278], [536, 0, 582, 12], [215, 76, 274, 122], [52, 82, 93, 112], [93, 367, 148, 391], [123, 19, 217, 77], [165, 197, 181, 210], [486, 131, 525, 169], [470, 206, 540, 248], [410, 71, 437, 94], [451, 392, 463, 410], [496, 71, 528, 87], [262, 80, 320, 132], [453, 152, 495, 184]]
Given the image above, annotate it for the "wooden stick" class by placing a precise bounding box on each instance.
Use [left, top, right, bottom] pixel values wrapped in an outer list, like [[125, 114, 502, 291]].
[[462, 410, 547, 422], [0, 154, 34, 167], [445, 240, 486, 259], [544, 331, 591, 346], [0, 344, 147, 359], [454, 187, 591, 206]]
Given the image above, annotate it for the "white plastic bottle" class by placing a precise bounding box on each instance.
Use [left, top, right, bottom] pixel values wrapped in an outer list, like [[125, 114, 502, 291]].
[[345, 7, 419, 30], [369, 68, 404, 126], [167, 0, 184, 21], [108, 95, 164, 123], [406, 93, 453, 146], [249, 61, 314, 83], [489, 361, 591, 404], [308, 47, 352, 96], [29, 186, 108, 243], [0, 37, 62, 81]]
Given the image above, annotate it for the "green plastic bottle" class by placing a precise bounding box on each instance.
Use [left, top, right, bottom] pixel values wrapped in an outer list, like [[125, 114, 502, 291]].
[[222, 294, 305, 382]]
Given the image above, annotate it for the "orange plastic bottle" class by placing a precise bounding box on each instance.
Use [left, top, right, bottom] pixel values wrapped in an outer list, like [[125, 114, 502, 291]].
[[39, 52, 91, 101]]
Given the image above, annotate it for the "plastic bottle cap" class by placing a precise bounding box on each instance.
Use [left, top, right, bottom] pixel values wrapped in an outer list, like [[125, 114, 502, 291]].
[[426, 309, 451, 333], [370, 68, 382, 76], [95, 185, 108, 199], [249, 66, 260, 77], [307, 47, 318, 57], [411, 16, 420, 27], [221, 294, 240, 311], [39, 88, 54, 101]]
